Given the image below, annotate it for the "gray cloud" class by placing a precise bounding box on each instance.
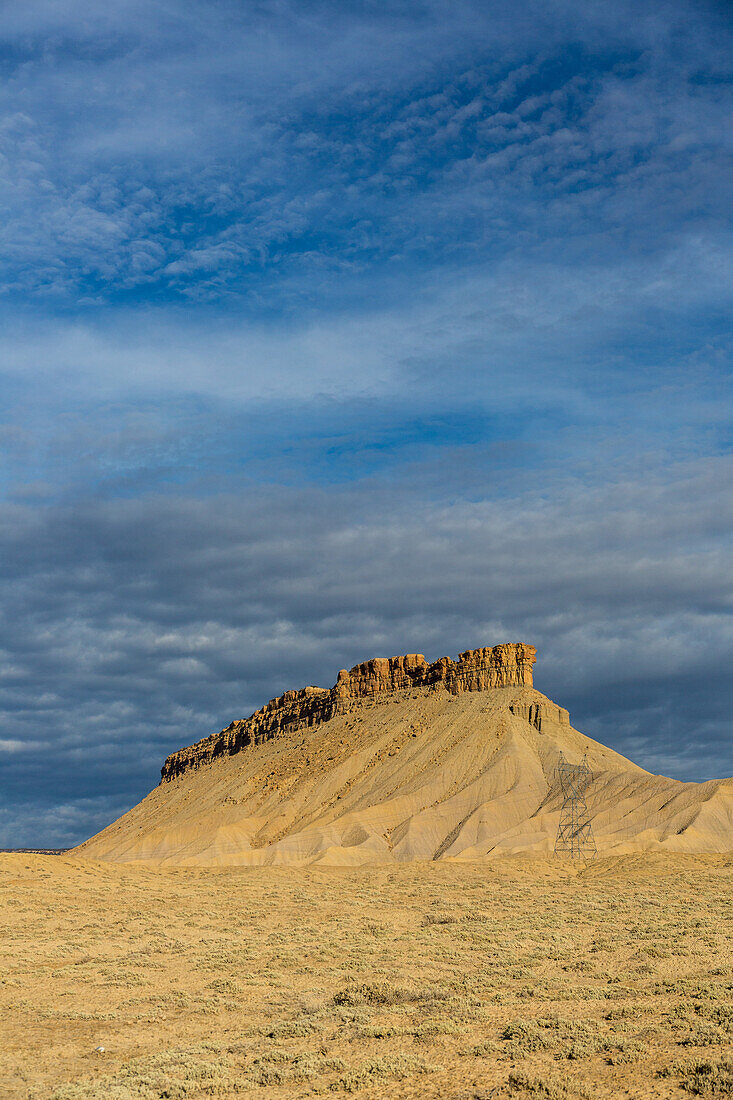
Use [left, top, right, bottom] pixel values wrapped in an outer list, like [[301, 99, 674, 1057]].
[[2, 451, 732, 846], [0, 0, 730, 847]]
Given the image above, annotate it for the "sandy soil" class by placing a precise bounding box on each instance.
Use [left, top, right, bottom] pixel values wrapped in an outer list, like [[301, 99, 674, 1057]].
[[1, 852, 732, 1099], [74, 688, 733, 866]]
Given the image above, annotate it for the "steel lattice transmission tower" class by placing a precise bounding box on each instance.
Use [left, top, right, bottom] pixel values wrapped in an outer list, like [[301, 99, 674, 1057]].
[[554, 752, 597, 858]]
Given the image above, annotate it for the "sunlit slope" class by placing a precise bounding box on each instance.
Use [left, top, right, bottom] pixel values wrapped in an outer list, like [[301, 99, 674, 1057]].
[[76, 684, 733, 865]]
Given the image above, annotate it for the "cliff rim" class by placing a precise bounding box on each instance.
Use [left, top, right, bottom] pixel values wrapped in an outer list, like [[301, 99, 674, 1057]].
[[161, 642, 537, 781]]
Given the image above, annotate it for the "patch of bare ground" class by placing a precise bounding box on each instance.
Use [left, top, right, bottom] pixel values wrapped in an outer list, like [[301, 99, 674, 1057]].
[[1, 853, 732, 1098]]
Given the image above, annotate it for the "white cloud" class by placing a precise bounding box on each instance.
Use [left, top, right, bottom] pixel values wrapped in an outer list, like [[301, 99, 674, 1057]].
[[0, 0, 729, 302], [1, 229, 730, 417], [0, 0, 730, 847]]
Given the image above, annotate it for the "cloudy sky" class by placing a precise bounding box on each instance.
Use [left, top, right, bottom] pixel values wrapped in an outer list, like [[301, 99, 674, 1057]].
[[1, 0, 731, 848]]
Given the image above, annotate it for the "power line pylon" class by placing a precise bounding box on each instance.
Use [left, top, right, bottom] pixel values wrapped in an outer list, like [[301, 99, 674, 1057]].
[[554, 752, 597, 859]]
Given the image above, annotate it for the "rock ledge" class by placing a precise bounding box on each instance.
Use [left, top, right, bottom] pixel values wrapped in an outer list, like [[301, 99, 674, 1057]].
[[161, 642, 536, 781]]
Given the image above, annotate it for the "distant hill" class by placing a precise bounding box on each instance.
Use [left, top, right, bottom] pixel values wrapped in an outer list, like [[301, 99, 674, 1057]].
[[75, 644, 733, 865]]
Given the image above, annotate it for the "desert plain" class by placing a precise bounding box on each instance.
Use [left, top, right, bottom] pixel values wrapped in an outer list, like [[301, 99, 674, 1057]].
[[2, 852, 733, 1099], [4, 647, 733, 1098]]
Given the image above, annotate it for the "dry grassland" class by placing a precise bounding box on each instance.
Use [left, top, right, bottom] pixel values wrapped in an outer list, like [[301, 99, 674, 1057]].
[[1, 853, 732, 1099]]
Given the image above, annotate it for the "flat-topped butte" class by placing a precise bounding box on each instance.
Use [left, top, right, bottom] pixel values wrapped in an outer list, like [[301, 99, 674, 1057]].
[[161, 643, 536, 780]]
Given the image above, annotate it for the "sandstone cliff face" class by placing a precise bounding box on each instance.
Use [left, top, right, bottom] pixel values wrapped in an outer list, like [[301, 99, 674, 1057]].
[[509, 700, 569, 732], [161, 643, 536, 781]]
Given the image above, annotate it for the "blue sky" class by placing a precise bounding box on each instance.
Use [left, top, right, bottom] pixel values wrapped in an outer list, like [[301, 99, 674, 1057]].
[[1, 0, 732, 847]]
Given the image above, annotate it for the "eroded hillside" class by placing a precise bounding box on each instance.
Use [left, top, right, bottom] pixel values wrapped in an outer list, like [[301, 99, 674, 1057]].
[[75, 645, 733, 864]]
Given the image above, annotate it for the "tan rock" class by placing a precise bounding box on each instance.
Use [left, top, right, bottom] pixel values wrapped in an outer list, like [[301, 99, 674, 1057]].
[[161, 642, 536, 780], [74, 642, 733, 866]]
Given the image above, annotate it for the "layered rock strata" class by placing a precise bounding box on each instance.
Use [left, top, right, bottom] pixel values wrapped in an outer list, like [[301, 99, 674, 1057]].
[[509, 700, 569, 732], [161, 643, 536, 782]]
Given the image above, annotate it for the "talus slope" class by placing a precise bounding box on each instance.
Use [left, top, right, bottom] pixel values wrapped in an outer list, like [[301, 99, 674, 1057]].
[[75, 645, 733, 864]]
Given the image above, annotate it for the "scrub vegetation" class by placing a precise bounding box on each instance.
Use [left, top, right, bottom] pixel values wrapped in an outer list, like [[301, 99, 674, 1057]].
[[1, 853, 732, 1098]]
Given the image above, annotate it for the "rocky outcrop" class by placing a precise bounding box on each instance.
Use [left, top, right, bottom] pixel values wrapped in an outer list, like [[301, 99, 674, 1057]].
[[161, 643, 536, 781], [509, 700, 569, 732]]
